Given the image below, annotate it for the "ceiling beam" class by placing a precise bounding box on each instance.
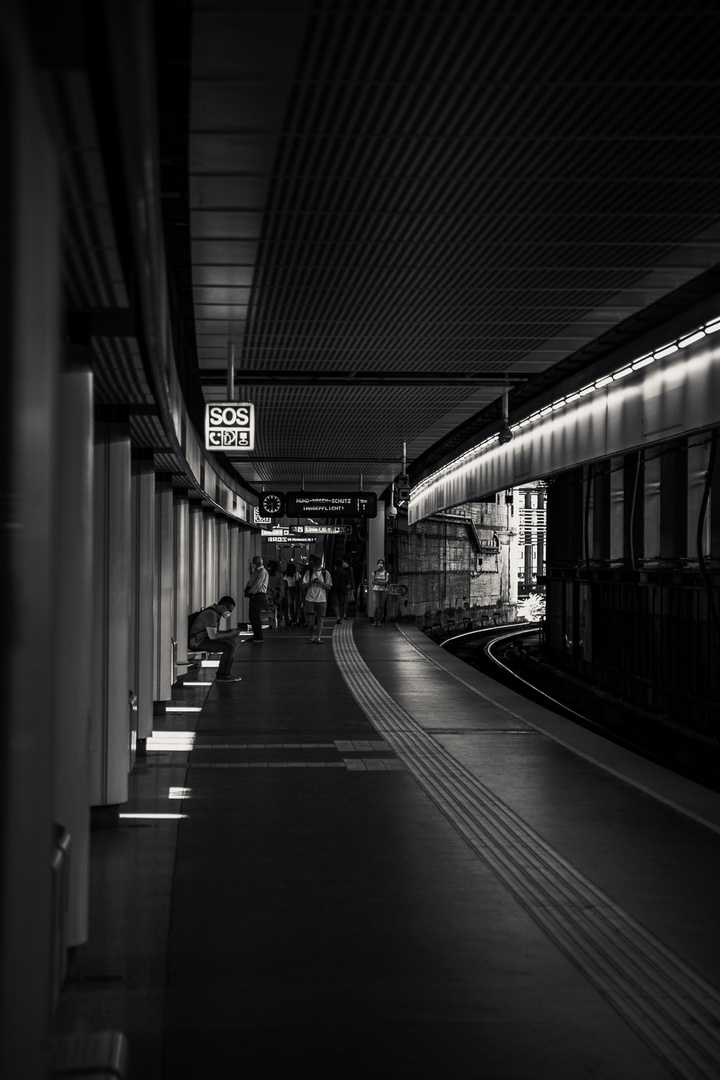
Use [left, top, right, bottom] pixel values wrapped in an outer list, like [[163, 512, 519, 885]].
[[201, 370, 532, 386]]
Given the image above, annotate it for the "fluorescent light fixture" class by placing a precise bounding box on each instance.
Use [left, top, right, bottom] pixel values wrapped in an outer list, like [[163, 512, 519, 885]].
[[594, 376, 613, 388], [565, 391, 581, 403], [679, 331, 705, 349], [632, 355, 654, 370], [169, 787, 192, 799], [183, 681, 212, 687], [528, 410, 542, 421], [654, 343, 678, 359], [704, 317, 720, 334], [551, 398, 565, 410], [166, 706, 202, 713], [119, 813, 188, 820], [540, 404, 553, 415], [146, 732, 196, 751], [612, 366, 633, 380], [579, 384, 595, 396]]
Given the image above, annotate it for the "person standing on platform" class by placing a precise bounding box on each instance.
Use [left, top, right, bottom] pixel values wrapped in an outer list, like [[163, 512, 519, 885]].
[[371, 558, 389, 626], [265, 560, 284, 628], [245, 555, 269, 642], [283, 561, 302, 626], [330, 557, 352, 623], [302, 554, 332, 644], [189, 597, 242, 681]]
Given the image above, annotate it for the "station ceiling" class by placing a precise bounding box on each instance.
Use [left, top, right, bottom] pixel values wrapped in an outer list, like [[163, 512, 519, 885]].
[[156, 0, 720, 496]]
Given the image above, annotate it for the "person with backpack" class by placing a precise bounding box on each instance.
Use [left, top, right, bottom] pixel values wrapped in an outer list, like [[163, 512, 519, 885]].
[[302, 554, 332, 644], [188, 596, 242, 681]]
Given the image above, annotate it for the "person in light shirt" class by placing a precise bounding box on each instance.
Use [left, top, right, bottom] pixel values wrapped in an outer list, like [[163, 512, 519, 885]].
[[371, 559, 389, 626], [302, 554, 332, 644], [245, 555, 269, 642]]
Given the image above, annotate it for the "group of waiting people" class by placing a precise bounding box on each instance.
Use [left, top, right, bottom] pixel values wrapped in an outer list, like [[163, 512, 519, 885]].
[[188, 553, 389, 680], [264, 555, 356, 640]]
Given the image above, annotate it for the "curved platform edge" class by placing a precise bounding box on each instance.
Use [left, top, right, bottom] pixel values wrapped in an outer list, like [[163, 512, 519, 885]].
[[393, 623, 720, 836]]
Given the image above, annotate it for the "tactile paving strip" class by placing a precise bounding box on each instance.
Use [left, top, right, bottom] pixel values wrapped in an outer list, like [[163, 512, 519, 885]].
[[332, 620, 720, 1080]]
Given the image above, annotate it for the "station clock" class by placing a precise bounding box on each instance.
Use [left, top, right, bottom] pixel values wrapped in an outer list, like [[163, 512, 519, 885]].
[[259, 492, 285, 517]]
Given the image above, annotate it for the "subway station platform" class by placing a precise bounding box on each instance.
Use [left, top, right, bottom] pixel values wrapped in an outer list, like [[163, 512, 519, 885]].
[[54, 618, 720, 1079]]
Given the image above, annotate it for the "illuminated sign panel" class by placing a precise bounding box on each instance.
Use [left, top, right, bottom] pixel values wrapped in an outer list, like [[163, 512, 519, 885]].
[[286, 492, 377, 518], [205, 402, 255, 451]]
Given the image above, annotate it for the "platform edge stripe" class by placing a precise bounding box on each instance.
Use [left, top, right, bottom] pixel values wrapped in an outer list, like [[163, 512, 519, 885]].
[[332, 621, 720, 1080]]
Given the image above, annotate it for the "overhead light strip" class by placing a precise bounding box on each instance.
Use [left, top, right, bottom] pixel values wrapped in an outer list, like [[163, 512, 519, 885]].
[[411, 316, 718, 502]]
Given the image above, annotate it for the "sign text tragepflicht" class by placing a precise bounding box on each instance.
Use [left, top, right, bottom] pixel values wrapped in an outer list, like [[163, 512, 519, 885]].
[[205, 402, 255, 451], [285, 492, 377, 518]]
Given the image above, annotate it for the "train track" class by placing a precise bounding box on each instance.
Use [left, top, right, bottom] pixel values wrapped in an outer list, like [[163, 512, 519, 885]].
[[441, 624, 720, 792]]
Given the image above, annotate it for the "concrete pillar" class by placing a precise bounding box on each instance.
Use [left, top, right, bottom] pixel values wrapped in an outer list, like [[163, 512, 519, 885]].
[[91, 417, 132, 808], [1, 15, 61, 1066], [174, 493, 190, 665], [154, 478, 174, 703], [189, 501, 205, 611], [228, 522, 241, 627], [217, 514, 230, 597], [203, 509, 217, 605], [53, 362, 94, 947], [131, 455, 155, 741], [238, 527, 254, 624]]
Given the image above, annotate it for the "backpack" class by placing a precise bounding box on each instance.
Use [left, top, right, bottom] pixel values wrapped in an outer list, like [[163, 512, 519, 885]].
[[188, 609, 206, 647]]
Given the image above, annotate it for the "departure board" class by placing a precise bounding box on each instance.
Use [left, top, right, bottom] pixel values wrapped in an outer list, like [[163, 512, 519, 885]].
[[285, 492, 377, 518]]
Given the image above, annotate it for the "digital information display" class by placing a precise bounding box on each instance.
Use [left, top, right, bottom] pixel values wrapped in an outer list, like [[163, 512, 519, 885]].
[[205, 402, 255, 450], [286, 492, 377, 518]]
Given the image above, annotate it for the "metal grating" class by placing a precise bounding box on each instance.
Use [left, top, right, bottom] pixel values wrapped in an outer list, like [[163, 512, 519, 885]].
[[184, 0, 720, 492]]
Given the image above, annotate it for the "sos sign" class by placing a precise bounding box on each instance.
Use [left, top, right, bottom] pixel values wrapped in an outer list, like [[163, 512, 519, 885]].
[[205, 402, 255, 451]]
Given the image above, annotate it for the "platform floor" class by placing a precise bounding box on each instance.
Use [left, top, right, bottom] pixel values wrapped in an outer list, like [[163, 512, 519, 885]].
[[54, 619, 720, 1079]]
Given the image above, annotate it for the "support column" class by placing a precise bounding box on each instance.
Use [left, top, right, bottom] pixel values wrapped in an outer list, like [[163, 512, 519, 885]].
[[91, 416, 132, 809], [174, 492, 190, 667], [203, 508, 218, 605], [154, 477, 174, 704], [217, 514, 230, 596], [131, 454, 155, 741], [189, 500, 205, 611], [238, 527, 254, 624], [228, 522, 241, 627], [53, 361, 94, 947], [1, 16, 60, 1066]]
